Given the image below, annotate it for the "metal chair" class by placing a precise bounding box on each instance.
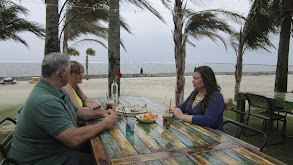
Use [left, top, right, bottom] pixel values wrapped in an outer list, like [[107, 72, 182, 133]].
[[219, 120, 267, 151], [0, 158, 21, 165], [245, 93, 287, 145], [0, 117, 17, 159], [222, 108, 249, 138]]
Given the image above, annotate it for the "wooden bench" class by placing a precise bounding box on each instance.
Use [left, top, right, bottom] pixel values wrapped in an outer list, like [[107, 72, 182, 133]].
[[0, 117, 17, 159]]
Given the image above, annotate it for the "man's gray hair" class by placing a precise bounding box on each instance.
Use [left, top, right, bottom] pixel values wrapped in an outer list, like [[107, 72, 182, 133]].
[[41, 52, 70, 78]]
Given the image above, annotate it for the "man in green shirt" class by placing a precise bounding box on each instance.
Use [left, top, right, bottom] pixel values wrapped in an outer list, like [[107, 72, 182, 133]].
[[9, 53, 117, 165]]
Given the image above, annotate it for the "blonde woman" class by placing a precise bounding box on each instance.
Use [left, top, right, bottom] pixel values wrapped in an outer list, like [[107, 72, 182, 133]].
[[63, 61, 101, 109]]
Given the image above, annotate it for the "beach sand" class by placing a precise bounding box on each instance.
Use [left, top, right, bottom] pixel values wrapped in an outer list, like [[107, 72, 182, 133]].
[[1, 74, 293, 109]]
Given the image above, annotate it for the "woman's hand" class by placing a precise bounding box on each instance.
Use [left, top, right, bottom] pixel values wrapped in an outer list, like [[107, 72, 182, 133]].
[[172, 108, 184, 120]]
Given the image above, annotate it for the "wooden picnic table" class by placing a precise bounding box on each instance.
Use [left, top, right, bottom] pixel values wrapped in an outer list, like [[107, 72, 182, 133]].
[[236, 91, 293, 122], [87, 96, 284, 165]]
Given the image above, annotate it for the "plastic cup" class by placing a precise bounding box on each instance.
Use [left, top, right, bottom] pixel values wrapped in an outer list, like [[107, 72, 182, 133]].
[[163, 114, 173, 128], [126, 117, 137, 133], [106, 100, 114, 109]]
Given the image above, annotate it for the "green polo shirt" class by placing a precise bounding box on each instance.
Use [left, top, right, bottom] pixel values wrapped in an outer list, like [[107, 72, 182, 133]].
[[9, 78, 79, 165]]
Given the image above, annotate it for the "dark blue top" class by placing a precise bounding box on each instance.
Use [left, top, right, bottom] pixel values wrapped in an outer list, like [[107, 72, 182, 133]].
[[177, 90, 224, 130]]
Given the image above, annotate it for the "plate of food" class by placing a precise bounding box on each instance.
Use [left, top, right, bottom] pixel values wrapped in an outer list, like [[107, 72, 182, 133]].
[[136, 112, 158, 123], [116, 105, 147, 117]]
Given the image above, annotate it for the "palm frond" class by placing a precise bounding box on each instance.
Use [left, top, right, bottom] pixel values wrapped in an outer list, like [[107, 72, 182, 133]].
[[122, 0, 166, 23], [229, 32, 240, 55], [188, 31, 228, 50], [0, 0, 45, 47], [86, 47, 96, 56], [70, 39, 107, 49], [68, 47, 80, 56], [205, 9, 246, 24]]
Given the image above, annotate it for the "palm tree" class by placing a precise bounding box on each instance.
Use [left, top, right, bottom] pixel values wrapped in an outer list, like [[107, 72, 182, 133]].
[[85, 48, 96, 80], [61, 0, 109, 55], [108, 0, 166, 98], [163, 0, 239, 104], [274, 0, 293, 92], [44, 0, 59, 55], [231, 1, 277, 100], [108, 0, 120, 97], [67, 47, 80, 56], [0, 0, 45, 47], [239, 0, 292, 93]]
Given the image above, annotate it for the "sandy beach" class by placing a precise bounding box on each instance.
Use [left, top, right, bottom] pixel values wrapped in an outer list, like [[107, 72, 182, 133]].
[[1, 74, 293, 109]]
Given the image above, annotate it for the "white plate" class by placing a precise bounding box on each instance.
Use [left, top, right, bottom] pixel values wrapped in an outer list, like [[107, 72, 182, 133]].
[[136, 114, 158, 123], [116, 106, 147, 117]]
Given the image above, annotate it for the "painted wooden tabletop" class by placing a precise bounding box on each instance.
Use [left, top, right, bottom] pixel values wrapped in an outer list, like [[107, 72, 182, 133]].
[[87, 96, 284, 165], [238, 91, 293, 113]]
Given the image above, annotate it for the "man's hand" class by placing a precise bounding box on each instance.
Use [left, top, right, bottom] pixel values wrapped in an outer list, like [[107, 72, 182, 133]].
[[102, 111, 117, 129]]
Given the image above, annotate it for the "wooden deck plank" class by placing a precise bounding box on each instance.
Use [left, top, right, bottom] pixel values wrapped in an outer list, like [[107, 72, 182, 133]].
[[121, 96, 137, 106], [232, 148, 275, 165], [86, 121, 110, 165], [148, 123, 187, 149], [144, 160, 163, 165], [136, 122, 177, 150], [109, 125, 138, 156], [155, 117, 199, 147], [172, 156, 198, 165], [206, 127, 286, 165], [116, 120, 152, 154], [200, 152, 228, 165], [117, 97, 131, 106], [100, 129, 124, 159], [222, 148, 258, 165], [183, 122, 225, 143], [161, 157, 180, 165], [211, 150, 243, 165], [169, 121, 209, 146], [134, 122, 163, 152], [188, 154, 211, 165], [110, 142, 233, 164]]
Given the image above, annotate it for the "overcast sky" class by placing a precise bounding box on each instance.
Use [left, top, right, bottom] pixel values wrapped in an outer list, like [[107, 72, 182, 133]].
[[0, 0, 292, 65]]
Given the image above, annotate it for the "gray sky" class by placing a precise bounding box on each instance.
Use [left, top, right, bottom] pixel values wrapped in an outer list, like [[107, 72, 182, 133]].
[[0, 0, 292, 65]]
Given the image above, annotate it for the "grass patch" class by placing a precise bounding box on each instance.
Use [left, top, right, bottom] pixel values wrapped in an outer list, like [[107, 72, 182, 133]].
[[224, 109, 293, 164], [0, 104, 21, 121], [0, 105, 20, 161]]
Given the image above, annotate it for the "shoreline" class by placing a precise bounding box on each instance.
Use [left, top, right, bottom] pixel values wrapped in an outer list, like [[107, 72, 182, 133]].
[[1, 75, 293, 110], [2, 71, 293, 81]]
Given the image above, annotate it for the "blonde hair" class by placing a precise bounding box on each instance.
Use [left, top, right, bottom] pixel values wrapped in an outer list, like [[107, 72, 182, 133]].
[[70, 61, 84, 75]]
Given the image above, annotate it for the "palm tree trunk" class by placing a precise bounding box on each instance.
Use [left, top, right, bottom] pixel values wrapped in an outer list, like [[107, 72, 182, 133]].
[[173, 0, 185, 105], [235, 52, 243, 101], [234, 38, 244, 101], [274, 1, 292, 92], [45, 0, 60, 56], [108, 0, 120, 98], [86, 55, 89, 80], [62, 28, 69, 55]]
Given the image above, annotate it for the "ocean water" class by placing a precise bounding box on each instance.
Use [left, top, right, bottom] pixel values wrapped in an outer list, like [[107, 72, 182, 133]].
[[0, 61, 292, 77]]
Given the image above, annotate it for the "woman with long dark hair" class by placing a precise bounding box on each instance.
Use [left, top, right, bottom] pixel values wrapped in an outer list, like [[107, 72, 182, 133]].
[[167, 66, 224, 129]]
